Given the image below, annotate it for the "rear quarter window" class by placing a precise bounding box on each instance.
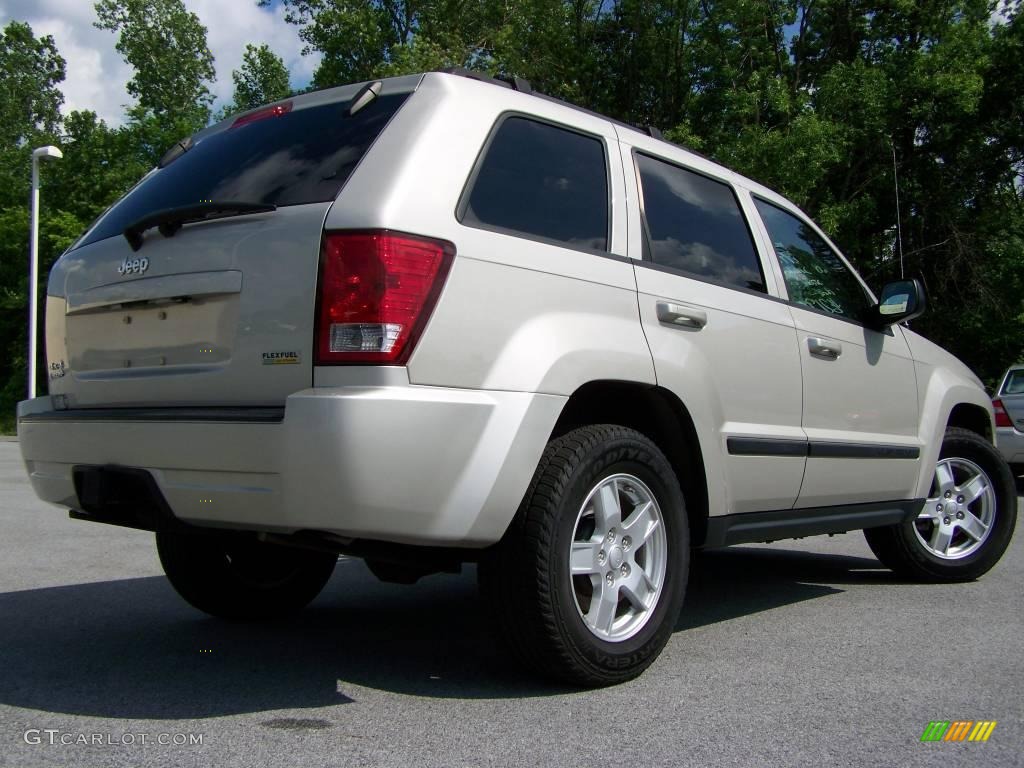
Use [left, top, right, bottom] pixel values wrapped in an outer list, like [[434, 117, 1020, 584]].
[[78, 92, 410, 249], [459, 116, 609, 251]]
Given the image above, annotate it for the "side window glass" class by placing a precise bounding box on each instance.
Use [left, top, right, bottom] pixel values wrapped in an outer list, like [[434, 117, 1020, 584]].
[[753, 198, 871, 320], [635, 154, 766, 292], [1003, 370, 1024, 395], [461, 117, 608, 251]]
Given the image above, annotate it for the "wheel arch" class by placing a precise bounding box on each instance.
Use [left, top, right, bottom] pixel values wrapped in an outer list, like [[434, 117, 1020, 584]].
[[913, 379, 997, 500], [947, 402, 993, 442], [548, 380, 710, 548]]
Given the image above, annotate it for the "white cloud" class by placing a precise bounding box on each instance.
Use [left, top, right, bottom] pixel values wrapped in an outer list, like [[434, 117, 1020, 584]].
[[186, 0, 320, 112], [0, 0, 321, 127], [32, 16, 136, 125]]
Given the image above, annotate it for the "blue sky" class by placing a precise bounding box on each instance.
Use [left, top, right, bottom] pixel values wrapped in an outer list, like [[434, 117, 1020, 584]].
[[0, 0, 321, 126]]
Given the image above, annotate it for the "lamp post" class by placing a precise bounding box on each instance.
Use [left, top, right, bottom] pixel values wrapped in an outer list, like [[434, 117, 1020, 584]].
[[29, 145, 63, 399]]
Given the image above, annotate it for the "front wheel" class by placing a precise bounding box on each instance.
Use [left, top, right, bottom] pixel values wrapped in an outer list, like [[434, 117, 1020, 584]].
[[157, 530, 338, 620], [865, 427, 1017, 581], [479, 425, 689, 687]]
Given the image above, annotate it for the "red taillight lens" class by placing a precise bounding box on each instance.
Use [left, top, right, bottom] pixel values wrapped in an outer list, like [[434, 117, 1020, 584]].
[[993, 399, 1013, 428], [231, 100, 293, 128], [315, 231, 454, 365]]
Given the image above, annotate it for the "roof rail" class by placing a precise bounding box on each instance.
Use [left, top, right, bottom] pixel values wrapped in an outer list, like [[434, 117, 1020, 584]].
[[436, 68, 708, 160], [439, 67, 533, 94]]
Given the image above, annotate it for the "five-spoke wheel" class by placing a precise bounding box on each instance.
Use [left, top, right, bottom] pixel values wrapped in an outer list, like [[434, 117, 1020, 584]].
[[865, 427, 1017, 581], [569, 474, 667, 641], [916, 457, 995, 559]]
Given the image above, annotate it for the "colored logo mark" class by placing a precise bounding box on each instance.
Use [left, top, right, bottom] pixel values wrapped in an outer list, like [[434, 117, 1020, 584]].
[[921, 721, 997, 742]]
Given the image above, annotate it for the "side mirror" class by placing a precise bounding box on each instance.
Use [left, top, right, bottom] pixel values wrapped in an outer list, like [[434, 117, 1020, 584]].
[[869, 279, 927, 328]]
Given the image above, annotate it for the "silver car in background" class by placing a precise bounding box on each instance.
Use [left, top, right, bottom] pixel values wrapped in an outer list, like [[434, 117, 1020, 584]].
[[994, 365, 1024, 479]]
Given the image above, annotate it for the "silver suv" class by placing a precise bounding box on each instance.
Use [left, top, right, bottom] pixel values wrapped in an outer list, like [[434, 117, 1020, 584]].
[[18, 70, 1018, 686]]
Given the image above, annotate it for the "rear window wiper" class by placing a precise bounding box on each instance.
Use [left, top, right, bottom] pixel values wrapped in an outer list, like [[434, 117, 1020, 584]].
[[123, 201, 277, 251]]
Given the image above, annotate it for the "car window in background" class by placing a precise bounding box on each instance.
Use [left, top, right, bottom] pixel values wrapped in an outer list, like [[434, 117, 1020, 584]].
[[1002, 370, 1024, 395], [460, 116, 609, 251], [77, 93, 411, 249], [754, 198, 871, 321], [635, 154, 766, 292]]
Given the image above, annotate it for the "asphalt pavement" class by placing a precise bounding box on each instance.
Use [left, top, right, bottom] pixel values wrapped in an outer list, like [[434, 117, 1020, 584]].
[[1, 441, 1021, 767]]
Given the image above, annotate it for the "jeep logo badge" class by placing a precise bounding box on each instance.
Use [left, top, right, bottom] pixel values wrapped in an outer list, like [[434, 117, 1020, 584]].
[[117, 256, 149, 277]]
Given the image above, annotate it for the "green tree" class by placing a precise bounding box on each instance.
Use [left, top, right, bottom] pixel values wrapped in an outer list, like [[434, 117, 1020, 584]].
[[0, 22, 70, 427], [0, 21, 67, 210], [265, 0, 520, 86], [0, 205, 85, 430], [265, 0, 401, 86], [49, 111, 149, 224], [0, 21, 66, 149], [225, 43, 292, 115], [95, 0, 216, 160]]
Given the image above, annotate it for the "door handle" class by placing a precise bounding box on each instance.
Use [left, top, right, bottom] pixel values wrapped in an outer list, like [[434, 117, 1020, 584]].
[[656, 302, 707, 329], [807, 336, 842, 359]]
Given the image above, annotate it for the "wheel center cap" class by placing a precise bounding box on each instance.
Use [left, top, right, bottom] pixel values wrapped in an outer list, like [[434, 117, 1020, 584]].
[[608, 546, 624, 569], [944, 501, 958, 516]]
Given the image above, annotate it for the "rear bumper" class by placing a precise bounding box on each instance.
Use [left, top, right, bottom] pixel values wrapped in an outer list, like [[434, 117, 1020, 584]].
[[18, 386, 565, 547], [996, 426, 1024, 467]]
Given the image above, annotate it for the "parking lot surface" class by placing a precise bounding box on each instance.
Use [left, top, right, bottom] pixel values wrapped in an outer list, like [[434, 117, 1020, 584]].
[[1, 441, 1021, 767]]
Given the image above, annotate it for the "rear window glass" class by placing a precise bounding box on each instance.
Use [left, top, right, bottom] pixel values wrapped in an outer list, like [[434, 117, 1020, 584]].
[[636, 154, 765, 292], [78, 93, 410, 248], [460, 116, 609, 251]]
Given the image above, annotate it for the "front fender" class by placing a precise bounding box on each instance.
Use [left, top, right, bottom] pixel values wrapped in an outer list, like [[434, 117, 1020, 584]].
[[908, 331, 994, 499]]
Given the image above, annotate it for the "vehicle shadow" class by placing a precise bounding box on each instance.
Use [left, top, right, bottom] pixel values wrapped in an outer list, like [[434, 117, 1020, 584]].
[[0, 547, 889, 718], [678, 546, 890, 630]]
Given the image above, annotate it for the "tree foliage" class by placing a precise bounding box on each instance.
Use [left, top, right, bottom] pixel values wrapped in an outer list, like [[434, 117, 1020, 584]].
[[94, 0, 216, 120], [0, 21, 66, 147], [225, 43, 293, 116], [95, 0, 217, 159]]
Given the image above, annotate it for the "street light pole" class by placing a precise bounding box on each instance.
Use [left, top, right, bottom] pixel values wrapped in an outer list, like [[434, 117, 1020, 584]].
[[28, 145, 63, 399]]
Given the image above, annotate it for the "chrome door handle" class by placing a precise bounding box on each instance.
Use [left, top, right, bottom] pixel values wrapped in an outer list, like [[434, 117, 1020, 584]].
[[656, 302, 707, 329], [807, 337, 842, 359]]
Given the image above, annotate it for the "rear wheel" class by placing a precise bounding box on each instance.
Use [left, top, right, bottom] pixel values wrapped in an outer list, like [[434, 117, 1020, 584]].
[[479, 425, 689, 687], [156, 530, 337, 620], [865, 427, 1017, 581]]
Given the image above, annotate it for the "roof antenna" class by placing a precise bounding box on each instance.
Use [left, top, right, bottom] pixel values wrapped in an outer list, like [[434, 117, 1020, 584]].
[[890, 139, 905, 279]]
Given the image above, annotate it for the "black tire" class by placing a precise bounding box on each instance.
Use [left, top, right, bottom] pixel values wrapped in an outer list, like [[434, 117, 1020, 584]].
[[156, 530, 337, 620], [478, 425, 689, 687], [864, 427, 1017, 582]]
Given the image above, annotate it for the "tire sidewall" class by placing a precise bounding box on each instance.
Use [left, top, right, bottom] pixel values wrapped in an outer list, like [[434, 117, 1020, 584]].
[[548, 437, 688, 672]]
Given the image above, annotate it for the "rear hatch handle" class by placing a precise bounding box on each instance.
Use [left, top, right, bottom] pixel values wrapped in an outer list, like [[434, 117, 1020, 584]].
[[123, 201, 277, 251]]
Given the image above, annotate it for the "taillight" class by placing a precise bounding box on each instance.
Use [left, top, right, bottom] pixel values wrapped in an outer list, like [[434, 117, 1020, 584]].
[[315, 231, 454, 365], [231, 100, 293, 128], [993, 399, 1013, 428]]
